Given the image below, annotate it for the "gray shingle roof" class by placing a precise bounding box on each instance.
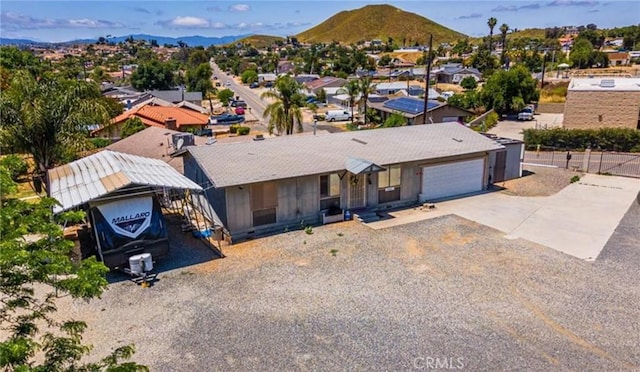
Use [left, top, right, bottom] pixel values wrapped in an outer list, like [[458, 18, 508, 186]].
[[188, 123, 504, 188]]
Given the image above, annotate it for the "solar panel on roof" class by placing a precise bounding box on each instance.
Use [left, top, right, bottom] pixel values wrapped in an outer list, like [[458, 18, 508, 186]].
[[383, 97, 439, 114]]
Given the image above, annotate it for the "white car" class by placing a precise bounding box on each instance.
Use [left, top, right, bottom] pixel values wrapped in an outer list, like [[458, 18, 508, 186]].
[[518, 106, 534, 121], [225, 82, 232, 87]]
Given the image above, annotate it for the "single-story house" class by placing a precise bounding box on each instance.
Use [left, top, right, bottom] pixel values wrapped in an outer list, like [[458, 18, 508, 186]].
[[304, 76, 347, 94], [106, 127, 209, 173], [149, 90, 202, 106], [606, 52, 630, 66], [563, 77, 640, 130], [277, 60, 295, 74], [258, 73, 278, 83], [126, 93, 208, 114], [94, 105, 210, 139], [294, 74, 320, 84], [369, 96, 473, 125], [183, 123, 506, 242], [435, 63, 482, 84], [374, 82, 434, 97]]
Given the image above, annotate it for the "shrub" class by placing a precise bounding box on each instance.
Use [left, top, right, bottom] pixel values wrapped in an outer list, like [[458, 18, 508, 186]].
[[90, 138, 111, 149], [236, 126, 251, 135], [0, 155, 28, 181], [523, 127, 640, 152], [229, 124, 240, 134], [570, 175, 581, 183]]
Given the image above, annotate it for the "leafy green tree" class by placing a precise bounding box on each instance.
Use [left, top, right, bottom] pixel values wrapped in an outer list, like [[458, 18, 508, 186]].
[[570, 38, 595, 69], [130, 60, 175, 91], [186, 63, 214, 110], [487, 17, 498, 52], [480, 65, 539, 115], [188, 49, 210, 68], [357, 76, 376, 125], [0, 46, 44, 76], [383, 112, 406, 127], [0, 72, 110, 187], [261, 75, 305, 135], [121, 117, 146, 138], [470, 47, 499, 75], [316, 88, 327, 103], [0, 155, 28, 181], [0, 172, 147, 371], [101, 96, 124, 119], [378, 55, 392, 67], [241, 69, 258, 84], [337, 80, 360, 124], [460, 76, 478, 90], [217, 88, 235, 107]]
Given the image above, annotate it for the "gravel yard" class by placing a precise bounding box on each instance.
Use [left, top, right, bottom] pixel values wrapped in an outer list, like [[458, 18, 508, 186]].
[[498, 166, 584, 196], [57, 213, 639, 371]]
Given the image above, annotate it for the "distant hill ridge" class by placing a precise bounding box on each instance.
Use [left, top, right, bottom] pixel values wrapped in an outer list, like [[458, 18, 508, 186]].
[[0, 34, 250, 47], [296, 4, 466, 45]]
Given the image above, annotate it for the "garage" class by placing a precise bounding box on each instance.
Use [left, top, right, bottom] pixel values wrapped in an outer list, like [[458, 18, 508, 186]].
[[420, 158, 485, 201]]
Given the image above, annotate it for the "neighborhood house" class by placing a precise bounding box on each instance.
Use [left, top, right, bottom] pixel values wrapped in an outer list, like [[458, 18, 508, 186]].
[[183, 123, 512, 242]]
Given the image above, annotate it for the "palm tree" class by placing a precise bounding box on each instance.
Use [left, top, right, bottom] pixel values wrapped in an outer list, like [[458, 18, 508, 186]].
[[357, 75, 377, 126], [261, 75, 304, 135], [499, 23, 510, 66], [0, 71, 110, 190], [487, 17, 498, 52], [337, 80, 360, 125]]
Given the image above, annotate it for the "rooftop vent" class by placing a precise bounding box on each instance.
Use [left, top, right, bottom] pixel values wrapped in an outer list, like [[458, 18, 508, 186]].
[[600, 79, 615, 88]]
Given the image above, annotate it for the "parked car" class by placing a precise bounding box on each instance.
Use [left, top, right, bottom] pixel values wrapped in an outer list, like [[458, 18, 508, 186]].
[[325, 110, 352, 122], [518, 106, 535, 121], [249, 82, 259, 89], [264, 81, 274, 88], [210, 113, 245, 125], [230, 100, 247, 108], [235, 107, 245, 115], [225, 82, 232, 87]]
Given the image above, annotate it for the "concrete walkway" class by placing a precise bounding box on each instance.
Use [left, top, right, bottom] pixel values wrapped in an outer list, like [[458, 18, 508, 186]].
[[367, 174, 640, 261]]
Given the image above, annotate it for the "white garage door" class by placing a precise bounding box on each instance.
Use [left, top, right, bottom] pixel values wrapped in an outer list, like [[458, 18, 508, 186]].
[[420, 158, 485, 202], [441, 116, 459, 122]]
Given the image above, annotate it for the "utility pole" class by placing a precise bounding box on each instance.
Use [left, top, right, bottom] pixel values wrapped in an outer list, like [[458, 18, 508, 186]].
[[540, 53, 548, 89], [422, 34, 433, 125]]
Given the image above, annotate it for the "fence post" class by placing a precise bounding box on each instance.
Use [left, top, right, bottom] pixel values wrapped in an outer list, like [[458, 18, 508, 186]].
[[598, 151, 604, 174], [551, 150, 555, 166], [583, 148, 591, 173]]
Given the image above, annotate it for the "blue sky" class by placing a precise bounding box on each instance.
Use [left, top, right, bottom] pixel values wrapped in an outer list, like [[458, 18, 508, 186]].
[[1, 1, 638, 42]]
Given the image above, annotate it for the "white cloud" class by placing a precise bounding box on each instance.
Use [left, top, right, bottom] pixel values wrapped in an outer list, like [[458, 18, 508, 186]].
[[0, 12, 126, 30], [229, 4, 250, 12], [171, 16, 210, 27]]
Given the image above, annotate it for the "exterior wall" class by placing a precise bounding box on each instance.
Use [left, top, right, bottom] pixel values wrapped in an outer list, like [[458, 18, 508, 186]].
[[504, 143, 524, 180], [426, 106, 472, 124], [183, 154, 228, 225], [197, 153, 492, 242], [563, 90, 640, 129]]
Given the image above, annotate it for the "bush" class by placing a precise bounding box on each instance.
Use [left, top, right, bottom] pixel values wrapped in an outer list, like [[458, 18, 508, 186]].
[[523, 127, 640, 152], [229, 124, 240, 134], [90, 138, 111, 149], [570, 175, 581, 183], [0, 155, 28, 181], [236, 126, 251, 135]]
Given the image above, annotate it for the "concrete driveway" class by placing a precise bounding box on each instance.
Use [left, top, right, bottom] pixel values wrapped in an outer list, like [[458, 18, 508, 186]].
[[369, 174, 640, 261], [488, 113, 563, 140]]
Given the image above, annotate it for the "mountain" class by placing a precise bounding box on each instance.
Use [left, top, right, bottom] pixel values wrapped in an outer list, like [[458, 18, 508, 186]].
[[0, 34, 251, 47], [296, 4, 466, 45], [233, 34, 285, 48]]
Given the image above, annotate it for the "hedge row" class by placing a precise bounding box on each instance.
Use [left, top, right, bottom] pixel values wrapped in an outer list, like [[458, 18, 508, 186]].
[[523, 127, 640, 152]]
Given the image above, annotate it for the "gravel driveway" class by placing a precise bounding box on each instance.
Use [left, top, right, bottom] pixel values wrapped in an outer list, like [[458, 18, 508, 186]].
[[57, 214, 640, 371]]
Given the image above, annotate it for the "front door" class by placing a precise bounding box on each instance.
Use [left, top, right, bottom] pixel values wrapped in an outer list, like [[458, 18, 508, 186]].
[[348, 173, 366, 209]]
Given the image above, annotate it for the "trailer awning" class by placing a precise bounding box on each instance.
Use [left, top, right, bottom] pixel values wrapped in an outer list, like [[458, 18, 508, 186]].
[[345, 157, 385, 175], [48, 150, 202, 213]]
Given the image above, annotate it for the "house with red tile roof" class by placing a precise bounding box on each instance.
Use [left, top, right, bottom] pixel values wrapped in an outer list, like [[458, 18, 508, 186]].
[[93, 105, 210, 139], [304, 76, 347, 94], [606, 52, 630, 66]]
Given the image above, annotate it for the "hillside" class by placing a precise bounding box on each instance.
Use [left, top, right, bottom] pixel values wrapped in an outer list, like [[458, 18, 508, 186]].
[[296, 4, 466, 45], [233, 34, 285, 48]]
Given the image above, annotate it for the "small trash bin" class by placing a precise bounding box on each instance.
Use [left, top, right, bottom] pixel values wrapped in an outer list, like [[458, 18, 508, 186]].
[[344, 210, 352, 221]]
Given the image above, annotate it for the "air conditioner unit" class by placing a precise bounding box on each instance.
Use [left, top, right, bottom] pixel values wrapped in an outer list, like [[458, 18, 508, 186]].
[[171, 133, 195, 150]]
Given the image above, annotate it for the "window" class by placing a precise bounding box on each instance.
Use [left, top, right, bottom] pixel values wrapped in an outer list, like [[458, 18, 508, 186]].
[[251, 182, 277, 226], [378, 164, 401, 203], [320, 174, 341, 211]]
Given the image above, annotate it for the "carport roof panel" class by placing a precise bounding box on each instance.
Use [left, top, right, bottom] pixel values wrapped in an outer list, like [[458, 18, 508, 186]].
[[48, 150, 202, 213], [188, 122, 505, 188]]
